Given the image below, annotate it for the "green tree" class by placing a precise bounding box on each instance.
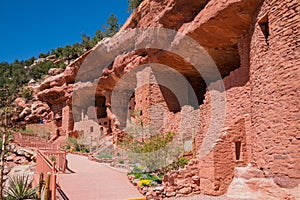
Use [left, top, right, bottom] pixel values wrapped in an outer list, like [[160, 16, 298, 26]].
[[29, 61, 56, 80], [92, 29, 105, 44], [81, 34, 94, 50], [103, 14, 121, 37], [38, 52, 48, 58], [24, 56, 35, 66], [128, 0, 143, 11], [55, 47, 65, 58]]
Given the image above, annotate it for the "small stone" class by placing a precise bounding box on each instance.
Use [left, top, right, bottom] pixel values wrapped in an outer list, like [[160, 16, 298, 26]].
[[133, 179, 139, 186], [154, 186, 164, 191], [178, 186, 192, 194], [5, 155, 15, 162], [166, 192, 176, 197], [192, 175, 200, 181]]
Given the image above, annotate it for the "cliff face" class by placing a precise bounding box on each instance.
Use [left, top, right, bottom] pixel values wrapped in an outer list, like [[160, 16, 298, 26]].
[[18, 0, 300, 199]]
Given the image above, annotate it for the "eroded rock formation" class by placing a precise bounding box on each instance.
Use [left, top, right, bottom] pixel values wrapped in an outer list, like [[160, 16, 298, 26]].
[[76, 0, 299, 199], [18, 0, 300, 199]]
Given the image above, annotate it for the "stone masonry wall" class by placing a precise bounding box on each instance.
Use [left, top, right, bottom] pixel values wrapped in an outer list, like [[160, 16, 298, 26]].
[[194, 33, 252, 195], [249, 0, 300, 187], [61, 105, 73, 135]]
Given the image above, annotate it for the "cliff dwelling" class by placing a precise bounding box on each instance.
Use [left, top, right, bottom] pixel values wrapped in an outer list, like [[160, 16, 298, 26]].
[[14, 0, 299, 199]]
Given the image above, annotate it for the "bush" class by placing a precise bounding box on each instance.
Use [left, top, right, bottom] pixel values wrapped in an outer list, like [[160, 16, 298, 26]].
[[18, 126, 51, 140], [128, 166, 163, 185], [49, 155, 56, 162], [160, 157, 189, 174], [128, 0, 143, 11], [29, 61, 57, 80], [176, 157, 189, 168], [65, 137, 80, 151], [22, 88, 32, 101], [97, 148, 113, 159], [79, 148, 90, 153], [5, 174, 37, 200], [120, 132, 182, 172]]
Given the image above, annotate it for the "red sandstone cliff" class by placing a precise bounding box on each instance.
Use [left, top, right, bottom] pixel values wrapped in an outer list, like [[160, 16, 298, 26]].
[[17, 0, 300, 199]]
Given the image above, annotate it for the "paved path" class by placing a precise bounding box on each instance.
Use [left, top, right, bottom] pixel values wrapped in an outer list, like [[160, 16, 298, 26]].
[[167, 195, 254, 200], [58, 154, 144, 200]]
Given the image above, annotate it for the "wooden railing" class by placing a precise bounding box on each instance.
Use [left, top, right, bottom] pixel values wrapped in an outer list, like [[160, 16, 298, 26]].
[[34, 149, 66, 199], [14, 132, 59, 150], [43, 150, 67, 173], [34, 150, 57, 199], [14, 132, 67, 199]]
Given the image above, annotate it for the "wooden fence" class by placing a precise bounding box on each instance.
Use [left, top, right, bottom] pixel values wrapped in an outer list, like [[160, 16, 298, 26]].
[[43, 150, 67, 173], [14, 132, 59, 150], [14, 132, 67, 199], [34, 149, 67, 199]]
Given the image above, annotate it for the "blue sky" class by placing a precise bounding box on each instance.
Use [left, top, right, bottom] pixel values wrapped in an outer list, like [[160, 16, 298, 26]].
[[0, 0, 130, 63]]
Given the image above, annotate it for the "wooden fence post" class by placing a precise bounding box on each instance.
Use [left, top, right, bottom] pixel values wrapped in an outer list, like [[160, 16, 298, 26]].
[[51, 174, 57, 200], [63, 151, 66, 173], [51, 162, 56, 200], [37, 172, 44, 199], [43, 172, 50, 200]]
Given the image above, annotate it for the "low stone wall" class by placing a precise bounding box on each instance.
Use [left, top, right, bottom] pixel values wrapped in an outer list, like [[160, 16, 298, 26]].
[[128, 159, 200, 200], [162, 159, 200, 198]]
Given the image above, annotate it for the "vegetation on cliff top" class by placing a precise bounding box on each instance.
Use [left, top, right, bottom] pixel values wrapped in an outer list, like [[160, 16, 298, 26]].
[[0, 0, 140, 106], [128, 0, 144, 11]]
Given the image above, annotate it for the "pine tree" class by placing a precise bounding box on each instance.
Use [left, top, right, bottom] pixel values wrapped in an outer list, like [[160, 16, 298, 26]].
[[128, 0, 143, 11], [103, 14, 120, 37]]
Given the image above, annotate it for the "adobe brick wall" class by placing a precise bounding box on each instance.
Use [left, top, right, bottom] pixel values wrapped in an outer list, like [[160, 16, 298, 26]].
[[195, 56, 252, 195], [250, 0, 300, 183], [135, 67, 181, 134], [193, 0, 300, 197], [73, 108, 108, 143], [61, 105, 74, 135], [65, 0, 299, 198]]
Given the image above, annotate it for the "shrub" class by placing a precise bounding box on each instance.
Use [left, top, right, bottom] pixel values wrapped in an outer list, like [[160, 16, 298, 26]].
[[97, 148, 113, 159], [176, 157, 189, 168], [49, 155, 56, 162], [128, 167, 163, 184], [65, 137, 80, 151], [79, 148, 90, 153], [18, 128, 35, 136], [22, 88, 32, 101], [160, 157, 189, 173], [128, 0, 143, 11], [29, 61, 57, 80], [5, 174, 37, 200], [120, 132, 182, 172]]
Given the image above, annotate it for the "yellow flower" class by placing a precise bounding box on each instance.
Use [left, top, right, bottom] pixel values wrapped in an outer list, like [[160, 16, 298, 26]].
[[138, 179, 152, 187]]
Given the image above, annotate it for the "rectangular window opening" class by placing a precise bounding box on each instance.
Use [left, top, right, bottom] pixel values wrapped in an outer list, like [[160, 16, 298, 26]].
[[235, 141, 241, 160], [259, 14, 270, 45]]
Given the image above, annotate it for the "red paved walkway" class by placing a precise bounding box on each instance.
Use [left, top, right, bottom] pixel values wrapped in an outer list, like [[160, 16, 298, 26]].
[[58, 154, 144, 200]]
